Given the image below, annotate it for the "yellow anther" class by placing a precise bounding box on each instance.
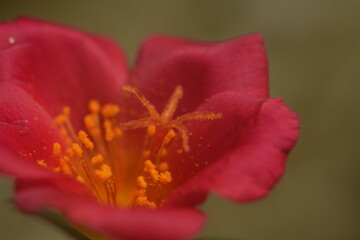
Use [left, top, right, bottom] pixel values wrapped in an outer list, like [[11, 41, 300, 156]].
[[137, 176, 147, 188], [62, 106, 71, 117], [91, 154, 104, 165], [76, 175, 85, 183], [95, 164, 112, 181], [144, 160, 156, 172], [159, 171, 172, 184], [37, 159, 47, 168], [71, 143, 83, 157], [54, 115, 66, 125], [149, 169, 159, 182], [53, 142, 62, 156], [84, 114, 96, 129], [101, 104, 120, 117], [158, 162, 169, 172], [147, 125, 156, 136], [89, 100, 100, 113]]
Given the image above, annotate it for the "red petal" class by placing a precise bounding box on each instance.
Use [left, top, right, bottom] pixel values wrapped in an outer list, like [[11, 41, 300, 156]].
[[16, 178, 205, 240], [0, 82, 64, 168], [132, 34, 268, 114], [0, 17, 128, 129], [164, 92, 299, 206]]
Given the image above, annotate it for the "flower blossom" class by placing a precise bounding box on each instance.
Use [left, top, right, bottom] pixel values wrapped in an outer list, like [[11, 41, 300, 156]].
[[0, 18, 299, 240]]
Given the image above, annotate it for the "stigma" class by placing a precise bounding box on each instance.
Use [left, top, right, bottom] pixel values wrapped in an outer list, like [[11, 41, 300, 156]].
[[39, 85, 222, 208]]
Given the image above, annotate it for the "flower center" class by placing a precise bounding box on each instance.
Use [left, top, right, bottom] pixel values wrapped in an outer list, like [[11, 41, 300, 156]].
[[38, 85, 221, 208]]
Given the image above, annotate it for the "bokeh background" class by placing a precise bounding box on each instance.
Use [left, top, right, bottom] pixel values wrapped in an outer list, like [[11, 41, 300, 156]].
[[0, 0, 359, 239]]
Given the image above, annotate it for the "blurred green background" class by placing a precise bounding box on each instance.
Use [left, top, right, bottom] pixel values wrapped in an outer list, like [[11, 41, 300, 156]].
[[0, 0, 359, 239]]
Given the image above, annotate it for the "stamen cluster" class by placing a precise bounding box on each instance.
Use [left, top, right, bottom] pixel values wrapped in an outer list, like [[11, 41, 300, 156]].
[[36, 86, 222, 208]]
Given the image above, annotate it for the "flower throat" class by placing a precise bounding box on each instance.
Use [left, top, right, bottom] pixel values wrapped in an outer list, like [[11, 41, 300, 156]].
[[38, 86, 222, 208]]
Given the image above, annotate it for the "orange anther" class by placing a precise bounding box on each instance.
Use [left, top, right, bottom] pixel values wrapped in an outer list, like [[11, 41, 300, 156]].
[[91, 154, 104, 165], [89, 100, 100, 113], [54, 115, 66, 125], [101, 104, 120, 117], [65, 148, 74, 157], [76, 175, 85, 183], [147, 125, 156, 136], [142, 150, 150, 158], [71, 143, 83, 157], [137, 176, 147, 188], [114, 127, 123, 137], [158, 162, 169, 172], [84, 114, 96, 129], [53, 142, 62, 156], [149, 169, 159, 182], [37, 159, 47, 168], [136, 196, 148, 206], [144, 160, 155, 172], [159, 171, 172, 184], [95, 164, 112, 181], [105, 128, 115, 142], [148, 202, 157, 209], [63, 106, 71, 116]]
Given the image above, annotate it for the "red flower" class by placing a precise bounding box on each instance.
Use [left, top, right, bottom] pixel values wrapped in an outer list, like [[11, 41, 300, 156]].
[[0, 18, 299, 240]]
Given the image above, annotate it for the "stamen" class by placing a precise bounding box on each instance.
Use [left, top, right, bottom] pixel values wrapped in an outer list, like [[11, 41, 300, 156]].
[[71, 143, 83, 157], [159, 171, 172, 184], [137, 176, 147, 188], [48, 85, 221, 209], [91, 154, 104, 165], [53, 142, 62, 156], [37, 159, 47, 168], [95, 164, 112, 181]]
